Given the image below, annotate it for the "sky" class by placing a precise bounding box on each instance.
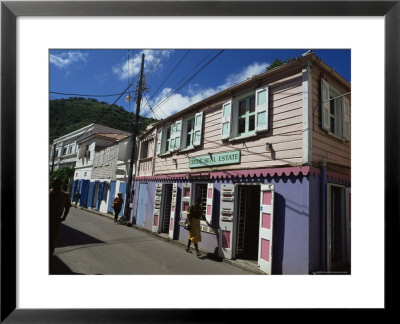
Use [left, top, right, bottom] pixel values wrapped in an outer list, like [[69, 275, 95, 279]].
[[49, 49, 351, 120]]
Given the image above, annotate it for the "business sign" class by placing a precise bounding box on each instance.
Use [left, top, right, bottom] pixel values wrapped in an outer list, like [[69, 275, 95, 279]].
[[189, 150, 241, 169]]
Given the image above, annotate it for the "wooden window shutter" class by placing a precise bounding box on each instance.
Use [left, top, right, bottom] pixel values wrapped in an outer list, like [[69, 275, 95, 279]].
[[343, 97, 350, 141], [321, 79, 331, 131], [193, 112, 203, 147], [255, 86, 269, 133], [156, 128, 163, 155], [221, 100, 232, 140]]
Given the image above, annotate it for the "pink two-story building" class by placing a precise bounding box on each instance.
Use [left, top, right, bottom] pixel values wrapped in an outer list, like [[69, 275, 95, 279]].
[[131, 51, 351, 275]]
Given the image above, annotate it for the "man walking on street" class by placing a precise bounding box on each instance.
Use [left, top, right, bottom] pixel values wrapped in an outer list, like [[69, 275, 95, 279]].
[[49, 177, 71, 258]]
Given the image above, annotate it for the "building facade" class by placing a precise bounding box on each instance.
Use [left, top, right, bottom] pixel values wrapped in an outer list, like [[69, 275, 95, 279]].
[[71, 135, 137, 220], [50, 123, 132, 211], [131, 51, 351, 275]]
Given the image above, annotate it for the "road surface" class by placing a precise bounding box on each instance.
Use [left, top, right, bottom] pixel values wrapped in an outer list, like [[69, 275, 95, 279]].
[[50, 207, 257, 275]]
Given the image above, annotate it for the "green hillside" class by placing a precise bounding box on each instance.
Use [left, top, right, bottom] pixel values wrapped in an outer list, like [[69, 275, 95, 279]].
[[50, 97, 158, 142]]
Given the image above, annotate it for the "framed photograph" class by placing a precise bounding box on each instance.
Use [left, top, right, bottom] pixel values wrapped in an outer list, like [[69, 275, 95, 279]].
[[1, 0, 398, 321]]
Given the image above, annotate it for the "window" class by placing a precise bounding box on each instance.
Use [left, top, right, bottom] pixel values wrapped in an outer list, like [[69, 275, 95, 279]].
[[62, 147, 67, 155], [157, 113, 202, 155], [321, 79, 350, 141], [140, 140, 149, 159], [185, 117, 195, 148], [238, 95, 256, 136], [69, 145, 73, 154], [165, 126, 172, 152], [221, 86, 269, 140]]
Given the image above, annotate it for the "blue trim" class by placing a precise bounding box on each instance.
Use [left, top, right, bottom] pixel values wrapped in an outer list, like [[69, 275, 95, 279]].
[[80, 180, 90, 207], [96, 182, 104, 210], [108, 181, 116, 213], [87, 182, 95, 208], [102, 181, 107, 200]]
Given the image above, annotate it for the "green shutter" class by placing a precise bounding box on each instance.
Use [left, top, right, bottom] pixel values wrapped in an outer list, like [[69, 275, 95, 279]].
[[221, 100, 232, 140], [255, 86, 269, 133], [174, 120, 182, 151], [321, 79, 331, 131], [156, 128, 163, 155], [193, 112, 203, 146], [343, 97, 350, 141]]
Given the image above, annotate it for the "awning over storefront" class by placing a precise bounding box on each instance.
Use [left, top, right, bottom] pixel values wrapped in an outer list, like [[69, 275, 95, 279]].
[[134, 166, 350, 185]]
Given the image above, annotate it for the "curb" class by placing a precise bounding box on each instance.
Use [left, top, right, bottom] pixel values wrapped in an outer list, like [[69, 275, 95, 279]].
[[76, 206, 265, 275]]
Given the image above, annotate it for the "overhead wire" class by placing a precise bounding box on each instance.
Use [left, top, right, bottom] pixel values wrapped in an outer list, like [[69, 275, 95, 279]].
[[141, 50, 213, 117], [144, 50, 224, 119], [140, 50, 191, 116], [50, 91, 130, 98]]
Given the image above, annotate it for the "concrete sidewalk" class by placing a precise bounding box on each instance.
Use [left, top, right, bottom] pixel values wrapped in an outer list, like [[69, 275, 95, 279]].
[[73, 206, 265, 275]]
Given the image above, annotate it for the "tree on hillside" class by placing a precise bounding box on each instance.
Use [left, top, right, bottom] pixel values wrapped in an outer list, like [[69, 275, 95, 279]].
[[266, 57, 297, 72], [49, 97, 157, 142]]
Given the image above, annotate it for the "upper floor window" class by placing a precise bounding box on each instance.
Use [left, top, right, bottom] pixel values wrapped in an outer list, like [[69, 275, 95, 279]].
[[85, 145, 91, 160], [184, 117, 195, 148], [165, 125, 172, 153], [140, 140, 149, 159], [321, 79, 350, 141], [221, 86, 269, 140], [62, 147, 67, 155], [156, 112, 203, 155], [238, 95, 256, 136]]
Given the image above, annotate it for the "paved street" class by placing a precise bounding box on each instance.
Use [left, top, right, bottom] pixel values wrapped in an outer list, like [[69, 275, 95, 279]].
[[50, 207, 256, 275]]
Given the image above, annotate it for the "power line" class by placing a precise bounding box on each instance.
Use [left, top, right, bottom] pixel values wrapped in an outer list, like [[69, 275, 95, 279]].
[[57, 77, 140, 145], [140, 50, 212, 117], [148, 50, 191, 103], [50, 91, 130, 98], [142, 94, 162, 120], [145, 50, 224, 119]]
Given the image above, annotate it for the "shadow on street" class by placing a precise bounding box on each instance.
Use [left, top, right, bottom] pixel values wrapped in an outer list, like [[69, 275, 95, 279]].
[[56, 223, 104, 248], [50, 223, 106, 275], [49, 255, 82, 274], [198, 253, 223, 262]]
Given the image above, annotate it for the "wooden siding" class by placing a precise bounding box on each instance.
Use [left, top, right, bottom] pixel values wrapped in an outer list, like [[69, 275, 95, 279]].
[[311, 65, 351, 171], [137, 138, 155, 177], [153, 72, 304, 174], [137, 158, 153, 176]]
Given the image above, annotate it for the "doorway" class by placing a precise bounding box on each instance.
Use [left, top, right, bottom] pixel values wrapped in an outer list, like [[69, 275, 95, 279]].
[[327, 184, 350, 272], [136, 183, 148, 227], [193, 183, 208, 214], [160, 184, 173, 233], [235, 185, 261, 261], [92, 182, 99, 208]]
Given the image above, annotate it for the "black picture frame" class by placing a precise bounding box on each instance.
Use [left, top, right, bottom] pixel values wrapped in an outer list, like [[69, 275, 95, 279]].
[[1, 0, 398, 322]]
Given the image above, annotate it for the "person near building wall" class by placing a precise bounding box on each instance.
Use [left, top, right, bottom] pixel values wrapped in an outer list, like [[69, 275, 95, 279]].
[[49, 177, 71, 257], [185, 196, 211, 257], [112, 192, 124, 224]]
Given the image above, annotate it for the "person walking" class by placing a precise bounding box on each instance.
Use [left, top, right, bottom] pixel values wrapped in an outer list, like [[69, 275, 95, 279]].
[[185, 196, 211, 257], [112, 192, 124, 224], [49, 177, 71, 257]]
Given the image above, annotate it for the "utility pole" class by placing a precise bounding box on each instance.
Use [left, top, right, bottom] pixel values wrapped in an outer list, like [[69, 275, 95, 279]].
[[123, 53, 145, 221]]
